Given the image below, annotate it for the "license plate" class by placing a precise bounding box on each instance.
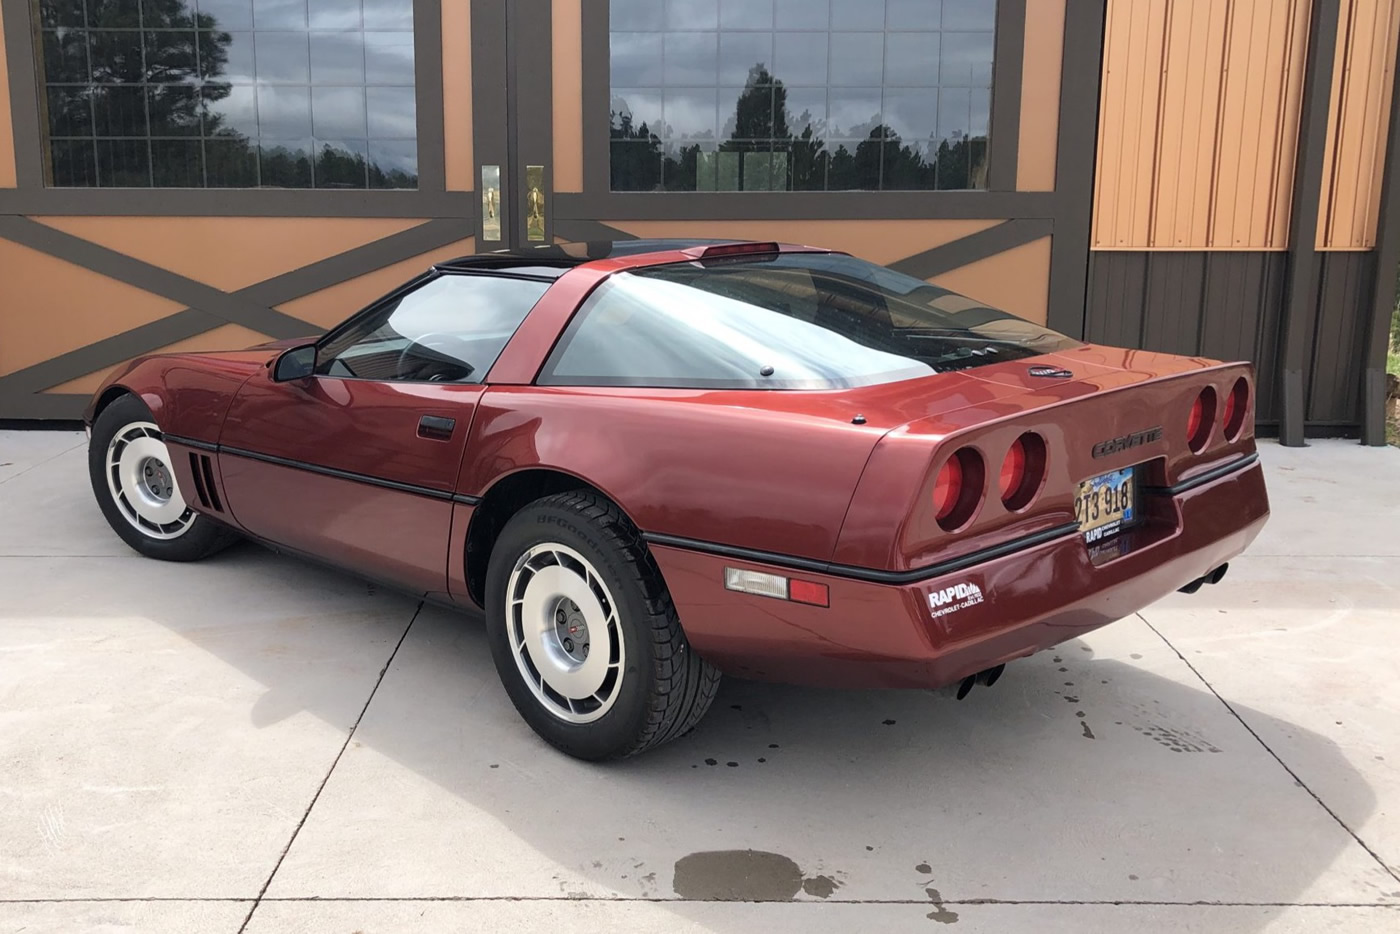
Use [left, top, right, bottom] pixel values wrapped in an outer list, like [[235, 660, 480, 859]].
[[1075, 467, 1137, 544]]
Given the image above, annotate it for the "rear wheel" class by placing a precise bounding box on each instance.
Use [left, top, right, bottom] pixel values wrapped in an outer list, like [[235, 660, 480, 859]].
[[485, 491, 720, 760], [88, 394, 238, 561]]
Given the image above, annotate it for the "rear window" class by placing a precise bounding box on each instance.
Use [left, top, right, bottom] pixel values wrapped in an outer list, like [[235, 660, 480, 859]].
[[539, 252, 1080, 390]]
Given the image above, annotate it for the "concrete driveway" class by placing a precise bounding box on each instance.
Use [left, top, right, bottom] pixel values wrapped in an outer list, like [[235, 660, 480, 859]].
[[1, 431, 1397, 933]]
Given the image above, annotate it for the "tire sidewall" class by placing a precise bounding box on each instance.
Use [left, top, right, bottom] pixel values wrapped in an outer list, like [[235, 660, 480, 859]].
[[88, 395, 227, 561], [485, 499, 661, 760]]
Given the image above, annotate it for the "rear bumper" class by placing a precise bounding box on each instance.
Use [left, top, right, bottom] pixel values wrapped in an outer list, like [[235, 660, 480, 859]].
[[651, 457, 1269, 689]]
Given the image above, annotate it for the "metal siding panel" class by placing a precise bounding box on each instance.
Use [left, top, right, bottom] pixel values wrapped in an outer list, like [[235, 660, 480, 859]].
[[1095, 0, 1169, 248], [1095, 0, 1310, 250], [1317, 0, 1400, 248], [1307, 252, 1373, 420], [1142, 253, 1205, 355]]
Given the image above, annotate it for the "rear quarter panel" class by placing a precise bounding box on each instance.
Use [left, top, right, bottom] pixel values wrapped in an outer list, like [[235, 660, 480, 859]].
[[461, 386, 885, 562]]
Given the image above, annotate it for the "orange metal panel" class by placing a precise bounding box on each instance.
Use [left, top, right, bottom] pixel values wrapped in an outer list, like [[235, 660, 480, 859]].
[[30, 216, 427, 292], [1093, 0, 1169, 248], [0, 0, 15, 189], [929, 237, 1053, 326], [1017, 0, 1067, 191], [44, 324, 274, 395], [553, 0, 584, 193], [1094, 0, 1311, 251], [276, 238, 476, 329], [1317, 0, 1400, 249], [1152, 0, 1229, 248], [0, 240, 186, 379], [442, 0, 474, 191]]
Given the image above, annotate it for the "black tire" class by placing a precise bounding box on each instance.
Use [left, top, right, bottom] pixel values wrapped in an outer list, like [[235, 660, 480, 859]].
[[485, 490, 720, 760], [88, 394, 239, 562]]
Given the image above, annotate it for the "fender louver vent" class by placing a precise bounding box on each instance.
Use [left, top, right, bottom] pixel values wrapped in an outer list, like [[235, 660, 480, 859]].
[[187, 453, 224, 512]]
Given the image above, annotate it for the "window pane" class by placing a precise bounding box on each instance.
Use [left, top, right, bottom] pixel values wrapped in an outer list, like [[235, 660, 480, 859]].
[[311, 32, 366, 84], [47, 86, 93, 137], [152, 139, 204, 186], [663, 32, 717, 86], [362, 0, 413, 30], [719, 0, 771, 30], [260, 140, 313, 187], [33, 0, 417, 189], [319, 275, 550, 384], [367, 86, 416, 138], [314, 140, 368, 188], [610, 0, 994, 191], [49, 139, 98, 186], [253, 0, 307, 29], [97, 139, 151, 186], [254, 32, 310, 83], [312, 86, 367, 137], [198, 0, 255, 30]]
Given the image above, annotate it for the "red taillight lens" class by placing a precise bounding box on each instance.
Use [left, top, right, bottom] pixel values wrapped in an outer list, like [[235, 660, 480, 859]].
[[1187, 388, 1216, 453], [934, 453, 964, 521], [999, 432, 1046, 511], [1222, 377, 1249, 440], [932, 447, 984, 531], [999, 438, 1027, 499]]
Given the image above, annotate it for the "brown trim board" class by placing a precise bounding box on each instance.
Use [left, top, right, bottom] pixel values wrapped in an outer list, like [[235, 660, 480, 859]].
[[987, 0, 1026, 192], [556, 191, 1056, 221], [1360, 30, 1400, 446], [412, 0, 447, 194], [1278, 0, 1342, 447], [889, 219, 1051, 279], [1, 0, 41, 189], [471, 0, 510, 244], [554, 219, 638, 242], [1045, 0, 1105, 339]]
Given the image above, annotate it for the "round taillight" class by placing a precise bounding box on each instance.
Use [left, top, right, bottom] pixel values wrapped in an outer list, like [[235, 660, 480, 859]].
[[1000, 432, 1047, 511], [932, 447, 985, 531], [1187, 387, 1216, 453], [934, 454, 963, 520], [1222, 377, 1249, 440]]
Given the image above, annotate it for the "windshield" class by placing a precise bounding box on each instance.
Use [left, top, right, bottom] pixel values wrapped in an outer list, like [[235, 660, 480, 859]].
[[540, 252, 1080, 390]]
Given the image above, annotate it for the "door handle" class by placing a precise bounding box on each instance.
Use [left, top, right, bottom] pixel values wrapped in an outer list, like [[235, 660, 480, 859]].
[[418, 415, 456, 440]]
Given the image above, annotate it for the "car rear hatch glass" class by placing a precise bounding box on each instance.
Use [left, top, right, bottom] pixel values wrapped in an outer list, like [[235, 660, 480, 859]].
[[539, 252, 1082, 390]]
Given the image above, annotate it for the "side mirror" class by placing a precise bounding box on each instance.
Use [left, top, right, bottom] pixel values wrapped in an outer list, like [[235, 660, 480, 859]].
[[272, 344, 317, 382]]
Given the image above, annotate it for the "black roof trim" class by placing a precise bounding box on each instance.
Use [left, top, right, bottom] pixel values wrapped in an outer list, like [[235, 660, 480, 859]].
[[433, 239, 766, 273]]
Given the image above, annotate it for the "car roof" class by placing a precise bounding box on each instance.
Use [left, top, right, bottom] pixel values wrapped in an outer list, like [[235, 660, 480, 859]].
[[432, 239, 819, 278]]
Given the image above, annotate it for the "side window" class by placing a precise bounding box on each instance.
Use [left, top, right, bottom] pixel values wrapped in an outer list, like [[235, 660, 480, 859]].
[[316, 274, 550, 383]]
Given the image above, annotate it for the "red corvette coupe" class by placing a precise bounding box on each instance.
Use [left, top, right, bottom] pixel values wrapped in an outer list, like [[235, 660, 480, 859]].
[[85, 240, 1269, 759]]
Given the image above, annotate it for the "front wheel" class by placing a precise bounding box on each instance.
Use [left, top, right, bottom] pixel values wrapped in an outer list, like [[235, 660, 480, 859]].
[[485, 491, 720, 760], [88, 394, 238, 561]]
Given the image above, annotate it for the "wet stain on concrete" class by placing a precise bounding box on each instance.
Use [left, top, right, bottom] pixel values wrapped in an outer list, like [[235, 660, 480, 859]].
[[672, 850, 840, 901], [1081, 721, 1096, 740], [883, 719, 897, 726], [915, 862, 932, 874], [1130, 653, 1143, 659], [768, 743, 780, 749], [704, 758, 717, 766], [726, 761, 739, 767], [925, 887, 959, 924]]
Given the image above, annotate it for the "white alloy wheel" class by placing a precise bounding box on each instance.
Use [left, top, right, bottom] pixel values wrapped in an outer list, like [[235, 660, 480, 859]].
[[506, 542, 626, 724], [104, 421, 195, 540]]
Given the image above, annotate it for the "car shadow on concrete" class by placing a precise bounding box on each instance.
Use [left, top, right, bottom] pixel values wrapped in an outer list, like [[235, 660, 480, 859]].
[[44, 536, 1398, 927]]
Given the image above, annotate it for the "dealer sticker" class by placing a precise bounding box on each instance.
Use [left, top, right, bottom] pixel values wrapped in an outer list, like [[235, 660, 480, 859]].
[[928, 581, 984, 619]]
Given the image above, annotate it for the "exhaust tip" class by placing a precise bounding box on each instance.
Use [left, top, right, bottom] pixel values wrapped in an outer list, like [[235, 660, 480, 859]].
[[1208, 563, 1229, 585], [955, 675, 976, 700], [976, 664, 1005, 688]]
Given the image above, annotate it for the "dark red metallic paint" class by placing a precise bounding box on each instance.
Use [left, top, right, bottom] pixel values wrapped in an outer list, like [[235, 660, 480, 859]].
[[83, 242, 1270, 691]]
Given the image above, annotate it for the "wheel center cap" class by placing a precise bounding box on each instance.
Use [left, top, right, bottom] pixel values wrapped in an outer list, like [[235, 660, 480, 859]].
[[553, 598, 590, 663]]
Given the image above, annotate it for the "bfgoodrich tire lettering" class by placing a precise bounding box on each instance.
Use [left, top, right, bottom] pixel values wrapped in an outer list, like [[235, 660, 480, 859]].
[[485, 491, 720, 760], [88, 394, 239, 562]]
